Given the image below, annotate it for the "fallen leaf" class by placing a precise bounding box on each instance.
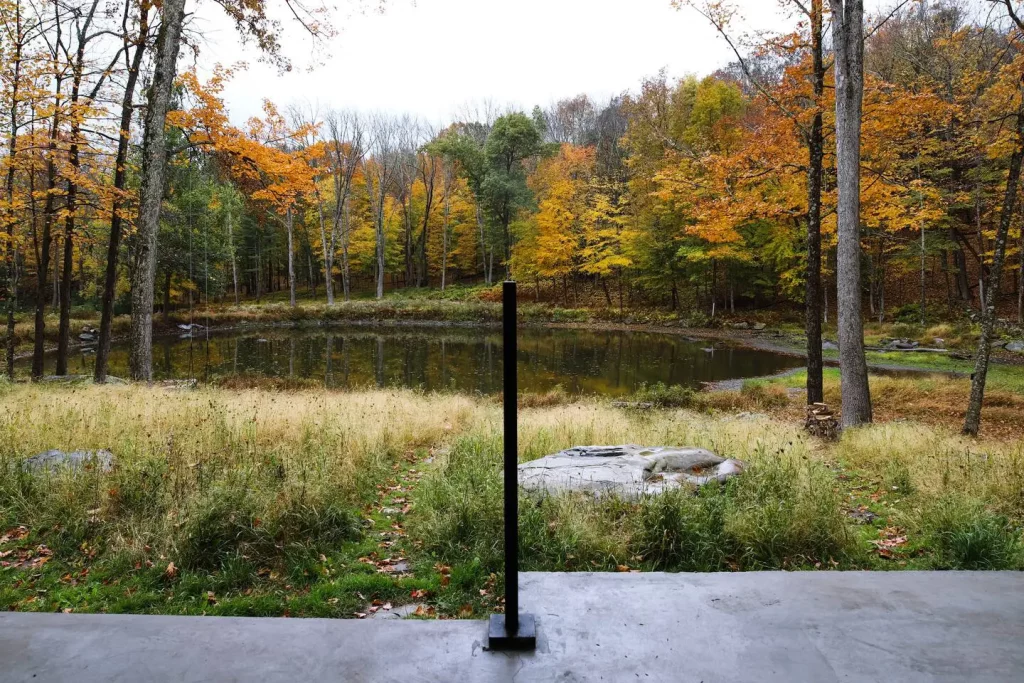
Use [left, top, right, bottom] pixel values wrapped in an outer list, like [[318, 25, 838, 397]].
[[164, 562, 177, 579]]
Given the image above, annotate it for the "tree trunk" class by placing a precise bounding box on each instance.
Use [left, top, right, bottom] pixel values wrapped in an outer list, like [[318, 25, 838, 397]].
[[3, 4, 23, 381], [963, 94, 1024, 436], [830, 0, 872, 427], [804, 0, 826, 405], [920, 221, 927, 326], [162, 270, 171, 323], [228, 205, 239, 304], [31, 73, 63, 380], [96, 7, 148, 382], [1018, 222, 1023, 324], [286, 207, 296, 307], [128, 0, 186, 381], [476, 204, 488, 285], [440, 192, 450, 291], [952, 232, 971, 303], [317, 188, 334, 305], [341, 201, 351, 301]]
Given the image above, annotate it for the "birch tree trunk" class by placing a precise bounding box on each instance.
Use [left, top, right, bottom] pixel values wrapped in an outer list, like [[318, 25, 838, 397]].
[[128, 0, 186, 381], [963, 92, 1024, 436], [316, 186, 334, 305], [829, 0, 872, 427]]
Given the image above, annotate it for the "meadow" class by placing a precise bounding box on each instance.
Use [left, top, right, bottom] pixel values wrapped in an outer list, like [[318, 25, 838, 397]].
[[2, 371, 1021, 618]]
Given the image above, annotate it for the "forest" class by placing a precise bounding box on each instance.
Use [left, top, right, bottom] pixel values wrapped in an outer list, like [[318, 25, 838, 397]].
[[0, 0, 1023, 427]]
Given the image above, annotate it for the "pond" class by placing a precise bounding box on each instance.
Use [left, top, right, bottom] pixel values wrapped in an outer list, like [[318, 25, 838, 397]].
[[42, 325, 806, 396]]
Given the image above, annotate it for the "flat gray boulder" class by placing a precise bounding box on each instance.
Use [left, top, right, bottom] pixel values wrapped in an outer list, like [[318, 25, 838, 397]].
[[22, 449, 115, 474], [518, 445, 744, 498]]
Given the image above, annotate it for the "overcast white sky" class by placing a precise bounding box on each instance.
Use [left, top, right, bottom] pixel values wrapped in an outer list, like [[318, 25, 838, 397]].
[[187, 0, 888, 125]]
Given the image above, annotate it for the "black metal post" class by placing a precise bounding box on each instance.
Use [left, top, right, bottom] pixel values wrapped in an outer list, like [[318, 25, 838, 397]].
[[503, 279, 520, 633], [487, 280, 536, 651]]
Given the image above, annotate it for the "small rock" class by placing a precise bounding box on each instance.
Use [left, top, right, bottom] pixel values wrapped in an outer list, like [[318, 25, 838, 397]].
[[22, 449, 115, 474], [730, 321, 750, 330], [752, 322, 767, 330], [78, 333, 96, 342], [382, 560, 410, 574], [380, 507, 402, 516], [933, 338, 945, 348], [822, 341, 839, 351], [1005, 341, 1024, 353], [366, 603, 425, 620], [848, 508, 878, 524]]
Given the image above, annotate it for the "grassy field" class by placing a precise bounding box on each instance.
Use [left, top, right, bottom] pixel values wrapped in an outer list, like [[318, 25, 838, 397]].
[[2, 375, 1021, 619]]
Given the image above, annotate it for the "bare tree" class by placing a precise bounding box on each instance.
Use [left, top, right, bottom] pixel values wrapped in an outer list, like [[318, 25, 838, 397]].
[[831, 0, 873, 426], [542, 94, 597, 145], [325, 110, 364, 302], [415, 122, 438, 287], [363, 114, 399, 299], [393, 117, 419, 288]]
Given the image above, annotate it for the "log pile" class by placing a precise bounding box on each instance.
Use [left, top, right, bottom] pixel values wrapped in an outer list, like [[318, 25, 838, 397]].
[[805, 403, 839, 440]]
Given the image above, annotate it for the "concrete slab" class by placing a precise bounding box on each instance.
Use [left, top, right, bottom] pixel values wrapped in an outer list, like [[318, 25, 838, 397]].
[[1, 571, 1022, 682]]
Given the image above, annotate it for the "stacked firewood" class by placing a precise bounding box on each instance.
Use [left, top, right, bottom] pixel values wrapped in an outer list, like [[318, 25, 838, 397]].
[[805, 403, 839, 440]]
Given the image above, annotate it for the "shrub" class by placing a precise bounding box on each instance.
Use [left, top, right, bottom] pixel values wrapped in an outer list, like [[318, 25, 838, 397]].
[[631, 382, 699, 409], [922, 495, 1021, 570]]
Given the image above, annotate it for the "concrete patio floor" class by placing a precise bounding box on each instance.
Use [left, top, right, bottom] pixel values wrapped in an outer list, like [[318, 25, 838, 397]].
[[2, 571, 1023, 682]]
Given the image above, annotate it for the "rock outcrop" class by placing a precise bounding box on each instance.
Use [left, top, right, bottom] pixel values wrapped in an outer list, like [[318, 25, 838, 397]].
[[518, 445, 744, 498]]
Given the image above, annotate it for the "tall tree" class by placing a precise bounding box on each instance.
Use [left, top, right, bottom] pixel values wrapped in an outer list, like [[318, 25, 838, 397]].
[[830, 0, 873, 426], [0, 0, 34, 379], [965, 3, 1024, 435], [679, 0, 827, 404], [96, 0, 152, 383], [482, 112, 544, 279], [128, 0, 186, 381]]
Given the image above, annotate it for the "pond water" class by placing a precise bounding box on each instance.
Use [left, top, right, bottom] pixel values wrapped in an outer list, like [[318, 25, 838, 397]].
[[42, 325, 806, 396]]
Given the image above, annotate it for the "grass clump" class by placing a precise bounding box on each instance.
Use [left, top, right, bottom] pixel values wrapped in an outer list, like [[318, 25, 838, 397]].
[[739, 382, 790, 409], [920, 495, 1022, 570], [725, 453, 854, 568], [632, 486, 727, 571]]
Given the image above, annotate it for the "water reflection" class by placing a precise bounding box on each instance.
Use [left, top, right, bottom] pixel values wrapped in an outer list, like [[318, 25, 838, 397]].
[[45, 325, 806, 396]]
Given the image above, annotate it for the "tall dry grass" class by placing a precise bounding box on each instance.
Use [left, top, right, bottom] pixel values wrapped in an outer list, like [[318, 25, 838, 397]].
[[0, 384, 487, 568]]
